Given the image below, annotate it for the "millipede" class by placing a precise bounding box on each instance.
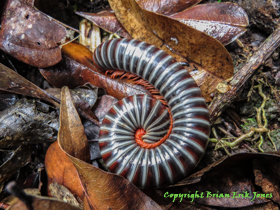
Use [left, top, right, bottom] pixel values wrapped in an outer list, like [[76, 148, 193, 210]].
[[93, 38, 210, 189]]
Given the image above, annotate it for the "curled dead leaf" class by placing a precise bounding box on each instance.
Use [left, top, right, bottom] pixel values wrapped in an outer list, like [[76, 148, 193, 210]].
[[79, 19, 101, 52], [58, 87, 90, 162]]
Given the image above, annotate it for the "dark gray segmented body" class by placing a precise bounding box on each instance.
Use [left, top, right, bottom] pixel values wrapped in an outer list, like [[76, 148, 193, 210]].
[[94, 38, 210, 189]]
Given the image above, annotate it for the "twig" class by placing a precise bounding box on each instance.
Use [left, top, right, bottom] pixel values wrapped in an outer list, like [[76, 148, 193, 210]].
[[209, 26, 280, 124]]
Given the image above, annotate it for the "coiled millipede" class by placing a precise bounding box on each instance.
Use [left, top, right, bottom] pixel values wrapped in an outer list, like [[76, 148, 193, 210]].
[[93, 38, 210, 189]]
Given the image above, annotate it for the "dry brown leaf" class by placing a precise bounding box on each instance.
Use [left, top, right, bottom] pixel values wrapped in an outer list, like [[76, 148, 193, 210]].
[[171, 3, 249, 45], [0, 63, 59, 107], [76, 9, 132, 39], [45, 87, 98, 110], [109, 0, 233, 75], [76, 0, 202, 37], [108, 0, 234, 101], [68, 157, 162, 210], [45, 141, 84, 200], [135, 0, 201, 15], [0, 0, 66, 68], [58, 88, 91, 162], [83, 196, 92, 210], [57, 86, 162, 210], [0, 63, 99, 126]]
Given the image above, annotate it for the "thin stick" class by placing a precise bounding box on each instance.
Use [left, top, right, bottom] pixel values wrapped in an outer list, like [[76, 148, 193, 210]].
[[209, 26, 280, 124]]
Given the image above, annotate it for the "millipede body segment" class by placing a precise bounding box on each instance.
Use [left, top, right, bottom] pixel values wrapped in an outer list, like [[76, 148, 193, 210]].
[[93, 38, 210, 189]]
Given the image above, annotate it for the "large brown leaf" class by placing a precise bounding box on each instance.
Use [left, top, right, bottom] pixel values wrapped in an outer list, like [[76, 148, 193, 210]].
[[171, 3, 249, 45], [108, 0, 234, 101], [109, 0, 233, 75], [58, 88, 90, 162], [0, 0, 66, 68], [57, 86, 162, 209], [135, 0, 201, 15]]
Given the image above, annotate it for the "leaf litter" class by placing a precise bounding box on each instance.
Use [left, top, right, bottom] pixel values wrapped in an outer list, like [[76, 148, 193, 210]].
[[1, 0, 280, 209]]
